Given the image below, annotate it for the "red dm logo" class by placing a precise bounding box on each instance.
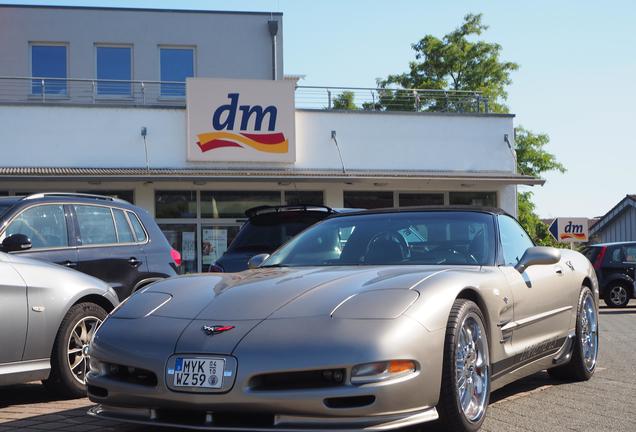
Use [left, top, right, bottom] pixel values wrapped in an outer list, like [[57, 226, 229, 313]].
[[197, 93, 288, 154]]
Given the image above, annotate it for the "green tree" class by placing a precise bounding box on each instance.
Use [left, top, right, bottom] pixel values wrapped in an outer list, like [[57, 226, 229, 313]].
[[377, 14, 565, 243], [514, 127, 566, 246], [331, 91, 358, 110], [378, 13, 518, 113]]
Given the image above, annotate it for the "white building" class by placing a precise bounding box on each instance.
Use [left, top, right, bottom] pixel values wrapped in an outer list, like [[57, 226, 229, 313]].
[[0, 5, 542, 272]]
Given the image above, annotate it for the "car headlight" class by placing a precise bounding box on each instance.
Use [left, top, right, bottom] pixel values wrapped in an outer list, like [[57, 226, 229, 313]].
[[351, 360, 417, 384]]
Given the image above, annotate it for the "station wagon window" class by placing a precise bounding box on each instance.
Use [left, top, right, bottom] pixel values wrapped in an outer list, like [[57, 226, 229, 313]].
[[127, 212, 147, 242], [96, 45, 132, 96], [74, 205, 117, 245], [113, 209, 134, 243], [498, 215, 534, 266], [31, 43, 68, 95], [5, 205, 68, 249]]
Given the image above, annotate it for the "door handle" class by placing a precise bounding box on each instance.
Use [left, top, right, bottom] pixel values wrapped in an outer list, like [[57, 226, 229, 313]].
[[128, 257, 141, 267], [64, 261, 77, 268], [555, 267, 564, 275]]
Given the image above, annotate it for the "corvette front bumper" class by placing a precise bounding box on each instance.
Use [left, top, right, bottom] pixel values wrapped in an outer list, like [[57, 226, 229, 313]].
[[88, 404, 439, 431], [87, 315, 445, 430]]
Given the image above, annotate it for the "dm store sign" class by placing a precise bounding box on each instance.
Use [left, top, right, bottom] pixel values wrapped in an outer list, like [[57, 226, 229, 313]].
[[187, 78, 296, 163]]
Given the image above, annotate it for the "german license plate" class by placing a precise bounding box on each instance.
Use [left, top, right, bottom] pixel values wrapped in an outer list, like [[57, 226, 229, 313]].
[[173, 357, 225, 388]]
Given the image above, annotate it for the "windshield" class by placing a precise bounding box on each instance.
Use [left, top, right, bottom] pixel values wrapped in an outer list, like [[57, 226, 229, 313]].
[[228, 211, 328, 253], [265, 211, 496, 267]]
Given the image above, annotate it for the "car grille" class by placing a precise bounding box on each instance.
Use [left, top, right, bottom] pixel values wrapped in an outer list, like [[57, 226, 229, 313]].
[[104, 363, 158, 386], [249, 368, 346, 391]]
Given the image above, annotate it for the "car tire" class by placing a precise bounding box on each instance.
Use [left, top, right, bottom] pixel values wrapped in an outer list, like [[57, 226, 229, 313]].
[[603, 283, 630, 308], [437, 299, 490, 432], [548, 286, 598, 382], [43, 302, 107, 398]]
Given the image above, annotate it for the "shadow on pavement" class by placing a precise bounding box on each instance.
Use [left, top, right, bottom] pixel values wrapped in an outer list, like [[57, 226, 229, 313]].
[[0, 382, 68, 408]]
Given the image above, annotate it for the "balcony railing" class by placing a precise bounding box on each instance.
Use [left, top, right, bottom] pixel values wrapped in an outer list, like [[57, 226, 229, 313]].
[[0, 76, 490, 113]]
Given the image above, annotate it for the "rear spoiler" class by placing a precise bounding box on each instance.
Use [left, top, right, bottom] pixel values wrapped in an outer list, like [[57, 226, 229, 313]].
[[245, 204, 335, 219]]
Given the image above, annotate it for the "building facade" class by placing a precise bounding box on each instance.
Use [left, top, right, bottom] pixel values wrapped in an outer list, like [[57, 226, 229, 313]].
[[0, 5, 542, 273], [589, 195, 636, 243]]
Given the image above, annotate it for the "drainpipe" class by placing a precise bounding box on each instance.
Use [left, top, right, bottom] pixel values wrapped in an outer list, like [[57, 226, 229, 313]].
[[268, 19, 279, 80]]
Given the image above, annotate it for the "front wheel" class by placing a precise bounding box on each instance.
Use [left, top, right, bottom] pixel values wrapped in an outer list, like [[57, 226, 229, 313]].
[[437, 299, 490, 432], [43, 303, 106, 398], [603, 283, 630, 308], [548, 286, 598, 381]]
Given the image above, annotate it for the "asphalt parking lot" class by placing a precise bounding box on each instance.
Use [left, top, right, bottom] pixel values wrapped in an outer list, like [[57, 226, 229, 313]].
[[1, 302, 634, 432]]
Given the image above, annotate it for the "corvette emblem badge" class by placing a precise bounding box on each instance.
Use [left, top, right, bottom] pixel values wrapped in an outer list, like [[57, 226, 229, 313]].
[[202, 325, 235, 336]]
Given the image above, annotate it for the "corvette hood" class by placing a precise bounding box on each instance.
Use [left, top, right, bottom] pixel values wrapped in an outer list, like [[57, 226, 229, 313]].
[[136, 266, 451, 321], [104, 265, 467, 356]]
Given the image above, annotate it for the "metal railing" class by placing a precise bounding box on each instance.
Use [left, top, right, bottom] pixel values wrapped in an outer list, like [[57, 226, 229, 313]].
[[0, 77, 489, 113]]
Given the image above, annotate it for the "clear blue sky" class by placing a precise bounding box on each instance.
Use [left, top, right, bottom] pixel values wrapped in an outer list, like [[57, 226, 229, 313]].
[[5, 0, 636, 218]]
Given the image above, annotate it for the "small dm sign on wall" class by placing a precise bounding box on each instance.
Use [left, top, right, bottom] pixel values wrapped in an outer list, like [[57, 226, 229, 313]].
[[186, 78, 296, 163]]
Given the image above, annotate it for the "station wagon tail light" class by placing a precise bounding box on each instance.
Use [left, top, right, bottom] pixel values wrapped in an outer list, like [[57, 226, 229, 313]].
[[593, 246, 607, 270], [351, 360, 416, 384], [170, 248, 182, 267]]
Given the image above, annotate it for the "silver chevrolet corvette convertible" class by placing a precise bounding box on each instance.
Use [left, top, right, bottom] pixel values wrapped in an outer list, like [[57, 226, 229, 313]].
[[87, 208, 599, 432]]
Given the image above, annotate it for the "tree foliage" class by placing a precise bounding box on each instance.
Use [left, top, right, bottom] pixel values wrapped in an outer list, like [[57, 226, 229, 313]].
[[331, 91, 358, 110], [514, 127, 566, 246], [378, 13, 519, 113], [373, 13, 565, 244]]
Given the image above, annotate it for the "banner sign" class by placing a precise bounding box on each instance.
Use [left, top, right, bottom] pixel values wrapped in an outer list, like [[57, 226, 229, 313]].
[[187, 78, 296, 163], [548, 218, 589, 243]]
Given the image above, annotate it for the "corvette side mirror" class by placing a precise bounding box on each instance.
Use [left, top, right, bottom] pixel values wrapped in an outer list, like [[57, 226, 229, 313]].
[[247, 253, 270, 269], [1, 233, 32, 253], [515, 246, 560, 273]]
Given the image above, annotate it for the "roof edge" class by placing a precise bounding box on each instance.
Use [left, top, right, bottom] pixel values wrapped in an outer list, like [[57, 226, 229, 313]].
[[0, 4, 283, 16]]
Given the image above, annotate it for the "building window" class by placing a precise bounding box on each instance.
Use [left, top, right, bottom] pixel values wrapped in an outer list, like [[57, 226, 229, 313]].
[[96, 45, 132, 96], [160, 47, 194, 97], [201, 191, 281, 219], [399, 193, 444, 207], [344, 191, 393, 209], [31, 44, 67, 95], [160, 224, 198, 274], [449, 192, 497, 207], [155, 191, 197, 218], [284, 191, 324, 206]]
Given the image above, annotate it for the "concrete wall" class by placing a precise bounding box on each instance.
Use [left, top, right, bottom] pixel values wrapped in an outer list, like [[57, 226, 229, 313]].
[[0, 5, 283, 81], [0, 105, 516, 173]]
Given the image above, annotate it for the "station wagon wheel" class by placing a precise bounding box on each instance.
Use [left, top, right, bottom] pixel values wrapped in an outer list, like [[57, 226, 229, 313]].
[[67, 315, 103, 384], [604, 284, 629, 308], [438, 299, 490, 432], [43, 303, 107, 398]]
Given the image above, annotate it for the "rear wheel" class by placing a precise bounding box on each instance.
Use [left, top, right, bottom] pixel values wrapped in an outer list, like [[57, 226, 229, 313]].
[[548, 286, 598, 381], [603, 283, 630, 308], [437, 299, 490, 432], [43, 303, 106, 398]]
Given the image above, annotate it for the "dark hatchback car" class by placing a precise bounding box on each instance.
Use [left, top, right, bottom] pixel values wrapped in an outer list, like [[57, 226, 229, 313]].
[[583, 242, 636, 307], [210, 205, 349, 273], [0, 193, 180, 300]]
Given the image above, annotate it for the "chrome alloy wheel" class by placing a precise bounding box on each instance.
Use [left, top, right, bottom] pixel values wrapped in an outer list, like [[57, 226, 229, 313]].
[[67, 315, 102, 384], [580, 293, 598, 372], [609, 285, 628, 306], [455, 313, 489, 423]]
